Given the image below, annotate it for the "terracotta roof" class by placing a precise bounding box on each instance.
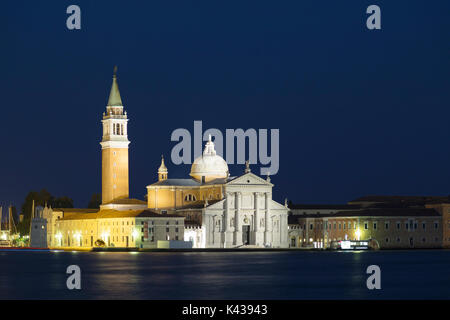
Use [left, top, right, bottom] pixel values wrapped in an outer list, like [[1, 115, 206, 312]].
[[350, 195, 450, 204], [175, 199, 222, 210], [288, 208, 440, 222], [148, 177, 235, 187], [53, 208, 99, 213], [289, 204, 361, 210], [60, 209, 185, 221], [103, 198, 146, 205]]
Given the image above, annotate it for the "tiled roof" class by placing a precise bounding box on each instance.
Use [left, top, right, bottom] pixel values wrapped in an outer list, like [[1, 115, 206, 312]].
[[103, 198, 146, 205], [288, 208, 440, 222], [289, 204, 361, 210], [148, 177, 236, 187], [53, 208, 99, 213], [350, 195, 450, 204], [60, 209, 185, 221]]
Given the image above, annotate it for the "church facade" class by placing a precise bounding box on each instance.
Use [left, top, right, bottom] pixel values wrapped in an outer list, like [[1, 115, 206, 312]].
[[32, 68, 289, 249], [147, 137, 289, 248]]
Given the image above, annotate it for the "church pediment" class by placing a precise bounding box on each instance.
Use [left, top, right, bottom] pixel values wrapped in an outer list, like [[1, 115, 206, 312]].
[[271, 199, 288, 211], [205, 199, 225, 209], [225, 172, 273, 187]]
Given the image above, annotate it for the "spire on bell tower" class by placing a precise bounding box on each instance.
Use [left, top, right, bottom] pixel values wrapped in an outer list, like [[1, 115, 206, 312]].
[[107, 66, 123, 107]]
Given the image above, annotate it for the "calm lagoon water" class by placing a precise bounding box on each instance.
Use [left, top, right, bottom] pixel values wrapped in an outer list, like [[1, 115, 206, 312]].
[[0, 250, 449, 300]]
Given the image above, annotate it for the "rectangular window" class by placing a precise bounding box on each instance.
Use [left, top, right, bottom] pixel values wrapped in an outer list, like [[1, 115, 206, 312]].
[[373, 222, 377, 230], [166, 227, 169, 232], [364, 223, 368, 230], [397, 222, 401, 230]]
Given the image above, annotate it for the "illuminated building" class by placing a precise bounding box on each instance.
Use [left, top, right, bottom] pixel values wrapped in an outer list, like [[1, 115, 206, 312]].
[[288, 197, 444, 249], [36, 68, 184, 249], [147, 137, 289, 248], [37, 68, 289, 249]]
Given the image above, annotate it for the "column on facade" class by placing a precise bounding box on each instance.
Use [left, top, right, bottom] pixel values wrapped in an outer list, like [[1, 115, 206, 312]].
[[264, 192, 271, 245], [235, 192, 242, 245], [223, 192, 232, 248], [224, 193, 230, 233], [173, 189, 176, 209], [254, 192, 260, 233]]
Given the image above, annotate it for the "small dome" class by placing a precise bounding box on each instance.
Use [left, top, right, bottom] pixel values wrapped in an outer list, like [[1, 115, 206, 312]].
[[190, 135, 229, 182]]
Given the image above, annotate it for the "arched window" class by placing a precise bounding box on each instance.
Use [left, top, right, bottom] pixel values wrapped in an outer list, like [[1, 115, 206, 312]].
[[184, 194, 196, 202]]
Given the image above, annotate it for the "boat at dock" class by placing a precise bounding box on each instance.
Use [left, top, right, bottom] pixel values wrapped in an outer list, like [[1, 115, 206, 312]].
[[329, 240, 371, 250]]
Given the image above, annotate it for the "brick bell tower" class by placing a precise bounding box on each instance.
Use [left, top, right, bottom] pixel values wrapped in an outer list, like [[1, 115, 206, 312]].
[[100, 66, 130, 204]]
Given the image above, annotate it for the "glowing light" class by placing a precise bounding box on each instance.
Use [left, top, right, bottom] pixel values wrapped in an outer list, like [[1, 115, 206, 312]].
[[101, 231, 110, 241], [0, 233, 7, 240], [355, 229, 361, 240], [132, 229, 139, 238]]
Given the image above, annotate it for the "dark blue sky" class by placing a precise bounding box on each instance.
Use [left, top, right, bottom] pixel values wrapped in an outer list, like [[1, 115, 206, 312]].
[[0, 1, 449, 211]]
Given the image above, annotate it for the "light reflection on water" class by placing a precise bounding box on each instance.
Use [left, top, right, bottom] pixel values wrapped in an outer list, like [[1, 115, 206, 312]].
[[0, 250, 449, 299]]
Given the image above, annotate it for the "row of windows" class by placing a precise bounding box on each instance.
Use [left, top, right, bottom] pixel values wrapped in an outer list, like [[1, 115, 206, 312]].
[[141, 227, 180, 233], [140, 220, 180, 225], [100, 221, 133, 226], [306, 221, 439, 231], [141, 235, 180, 242], [300, 236, 440, 244], [363, 221, 439, 231]]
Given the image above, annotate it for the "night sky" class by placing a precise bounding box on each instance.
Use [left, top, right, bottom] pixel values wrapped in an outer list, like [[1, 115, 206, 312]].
[[0, 1, 449, 213]]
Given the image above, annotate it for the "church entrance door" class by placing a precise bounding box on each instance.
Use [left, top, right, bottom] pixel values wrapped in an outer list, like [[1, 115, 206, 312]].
[[242, 226, 250, 245]]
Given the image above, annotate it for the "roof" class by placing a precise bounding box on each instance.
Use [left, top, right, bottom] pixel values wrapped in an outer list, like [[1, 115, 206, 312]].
[[60, 209, 185, 221], [103, 198, 146, 205], [288, 208, 440, 222], [289, 204, 361, 210], [149, 177, 234, 187], [175, 199, 221, 210], [107, 68, 123, 107], [350, 195, 450, 204], [150, 179, 201, 187], [53, 208, 99, 213]]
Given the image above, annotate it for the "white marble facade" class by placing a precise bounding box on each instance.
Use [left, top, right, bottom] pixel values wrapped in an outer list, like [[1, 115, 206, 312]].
[[202, 173, 289, 248]]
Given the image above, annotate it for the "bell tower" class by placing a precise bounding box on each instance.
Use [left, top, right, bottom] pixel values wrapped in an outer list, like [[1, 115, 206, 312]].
[[100, 66, 130, 204]]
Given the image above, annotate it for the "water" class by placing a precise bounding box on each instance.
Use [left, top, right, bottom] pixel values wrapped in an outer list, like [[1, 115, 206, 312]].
[[0, 250, 449, 299]]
